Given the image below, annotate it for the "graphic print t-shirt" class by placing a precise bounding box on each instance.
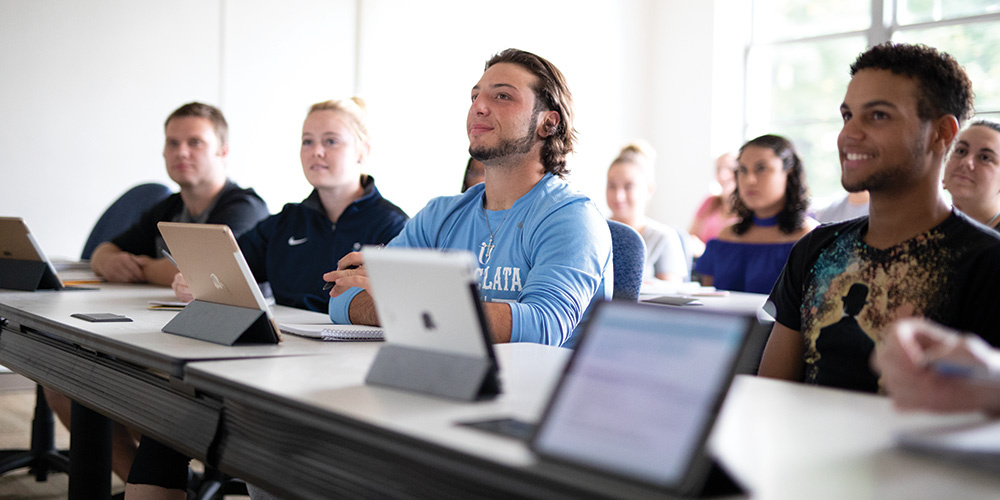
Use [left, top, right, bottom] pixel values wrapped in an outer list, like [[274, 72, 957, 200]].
[[769, 212, 1000, 392]]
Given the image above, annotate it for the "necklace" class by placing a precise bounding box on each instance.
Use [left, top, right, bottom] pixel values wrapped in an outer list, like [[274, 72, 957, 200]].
[[987, 207, 1000, 228], [753, 214, 779, 227], [482, 201, 509, 264]]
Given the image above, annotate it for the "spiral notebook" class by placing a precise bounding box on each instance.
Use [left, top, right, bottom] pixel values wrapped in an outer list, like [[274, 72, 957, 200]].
[[279, 323, 384, 342]]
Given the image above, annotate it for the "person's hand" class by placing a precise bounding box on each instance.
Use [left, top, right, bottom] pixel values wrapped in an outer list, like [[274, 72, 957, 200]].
[[323, 251, 370, 297], [874, 318, 1000, 413], [172, 272, 193, 302], [99, 252, 151, 283]]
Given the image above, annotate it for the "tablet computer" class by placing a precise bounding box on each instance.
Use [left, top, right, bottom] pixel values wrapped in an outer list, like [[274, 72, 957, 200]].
[[530, 301, 753, 497], [157, 222, 279, 344], [361, 246, 500, 400], [0, 217, 66, 291], [363, 246, 495, 361]]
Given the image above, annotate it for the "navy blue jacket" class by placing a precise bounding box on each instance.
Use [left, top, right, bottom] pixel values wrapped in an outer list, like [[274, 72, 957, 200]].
[[238, 176, 407, 311]]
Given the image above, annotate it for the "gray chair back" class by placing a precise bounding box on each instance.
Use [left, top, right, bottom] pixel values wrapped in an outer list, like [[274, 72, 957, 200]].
[[607, 220, 646, 301]]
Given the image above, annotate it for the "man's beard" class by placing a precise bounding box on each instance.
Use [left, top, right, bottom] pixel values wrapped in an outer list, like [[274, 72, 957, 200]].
[[469, 113, 539, 164], [842, 132, 927, 193]]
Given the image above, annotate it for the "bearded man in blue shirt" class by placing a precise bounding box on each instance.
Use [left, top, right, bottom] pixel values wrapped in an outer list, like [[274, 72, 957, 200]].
[[326, 48, 612, 348]]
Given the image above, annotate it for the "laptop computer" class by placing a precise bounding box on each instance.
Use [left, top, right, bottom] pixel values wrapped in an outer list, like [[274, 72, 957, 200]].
[[157, 222, 280, 345], [0, 217, 66, 291], [466, 301, 753, 498], [361, 246, 500, 400]]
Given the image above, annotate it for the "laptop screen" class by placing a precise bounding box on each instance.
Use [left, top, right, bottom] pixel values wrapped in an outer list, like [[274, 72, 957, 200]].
[[531, 302, 751, 493]]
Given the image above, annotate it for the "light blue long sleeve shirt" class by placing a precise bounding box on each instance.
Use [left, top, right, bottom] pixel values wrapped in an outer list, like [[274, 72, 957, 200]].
[[329, 174, 612, 348]]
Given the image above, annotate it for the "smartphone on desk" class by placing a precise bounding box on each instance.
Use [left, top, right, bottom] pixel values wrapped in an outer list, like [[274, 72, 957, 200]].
[[71, 313, 133, 323]]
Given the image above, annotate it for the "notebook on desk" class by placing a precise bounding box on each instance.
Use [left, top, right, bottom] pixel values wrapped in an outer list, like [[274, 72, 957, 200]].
[[157, 222, 280, 345], [464, 301, 754, 497], [0, 217, 72, 291], [280, 323, 383, 342]]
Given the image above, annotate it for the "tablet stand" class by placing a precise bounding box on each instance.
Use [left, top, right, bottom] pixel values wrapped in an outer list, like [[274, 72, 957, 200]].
[[162, 300, 278, 345], [365, 344, 501, 401], [0, 259, 61, 291]]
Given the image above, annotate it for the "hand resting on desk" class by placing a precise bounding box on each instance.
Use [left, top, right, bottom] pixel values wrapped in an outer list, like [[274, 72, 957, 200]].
[[92, 244, 151, 283]]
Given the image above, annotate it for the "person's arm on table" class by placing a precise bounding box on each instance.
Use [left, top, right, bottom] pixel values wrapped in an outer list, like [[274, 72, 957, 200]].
[[140, 257, 179, 286], [326, 251, 515, 342], [483, 303, 512, 343], [874, 318, 1000, 414], [326, 251, 378, 325], [758, 322, 805, 381], [90, 242, 150, 283]]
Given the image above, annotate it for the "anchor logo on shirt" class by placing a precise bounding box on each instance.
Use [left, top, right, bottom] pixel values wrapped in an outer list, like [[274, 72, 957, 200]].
[[478, 241, 496, 265]]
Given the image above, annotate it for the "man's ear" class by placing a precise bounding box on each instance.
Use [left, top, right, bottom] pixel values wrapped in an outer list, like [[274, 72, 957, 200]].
[[218, 143, 230, 160], [538, 110, 560, 138], [930, 114, 960, 155]]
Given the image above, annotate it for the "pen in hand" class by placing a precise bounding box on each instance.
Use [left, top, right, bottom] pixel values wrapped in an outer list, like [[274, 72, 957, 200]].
[[161, 249, 178, 267], [323, 264, 359, 291]]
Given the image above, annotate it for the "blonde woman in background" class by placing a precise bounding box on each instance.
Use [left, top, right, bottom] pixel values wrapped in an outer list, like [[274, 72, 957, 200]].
[[606, 141, 689, 281], [129, 97, 409, 500]]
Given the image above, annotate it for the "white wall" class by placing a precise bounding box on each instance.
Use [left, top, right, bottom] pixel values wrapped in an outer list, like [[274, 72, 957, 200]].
[[0, 0, 739, 259]]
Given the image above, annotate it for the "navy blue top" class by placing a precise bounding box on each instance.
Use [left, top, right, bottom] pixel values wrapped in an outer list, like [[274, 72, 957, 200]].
[[694, 239, 795, 294], [111, 180, 269, 258], [238, 175, 407, 312]]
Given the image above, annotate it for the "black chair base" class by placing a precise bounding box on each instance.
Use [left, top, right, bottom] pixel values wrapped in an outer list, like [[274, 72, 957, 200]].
[[0, 385, 70, 481]]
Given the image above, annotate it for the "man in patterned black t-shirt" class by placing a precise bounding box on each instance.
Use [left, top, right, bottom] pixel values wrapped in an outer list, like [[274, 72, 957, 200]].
[[758, 42, 1000, 392]]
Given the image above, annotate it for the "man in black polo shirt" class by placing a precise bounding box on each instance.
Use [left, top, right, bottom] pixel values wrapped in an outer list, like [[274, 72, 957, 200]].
[[89, 102, 268, 286], [58, 102, 269, 482]]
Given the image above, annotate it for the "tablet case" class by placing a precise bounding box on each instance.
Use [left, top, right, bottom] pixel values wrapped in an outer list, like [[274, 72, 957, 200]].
[[365, 343, 500, 401], [162, 300, 278, 345], [0, 259, 62, 291]]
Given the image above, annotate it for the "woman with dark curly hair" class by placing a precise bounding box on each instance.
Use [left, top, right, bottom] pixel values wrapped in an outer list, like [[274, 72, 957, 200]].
[[694, 134, 817, 293]]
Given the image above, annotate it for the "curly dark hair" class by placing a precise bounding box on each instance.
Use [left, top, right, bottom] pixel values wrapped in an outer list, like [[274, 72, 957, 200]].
[[850, 42, 975, 126], [484, 49, 577, 178], [731, 134, 809, 235]]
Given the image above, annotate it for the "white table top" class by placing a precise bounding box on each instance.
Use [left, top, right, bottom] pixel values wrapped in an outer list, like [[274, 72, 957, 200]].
[[0, 283, 356, 376], [187, 347, 1000, 500], [186, 343, 570, 466], [714, 376, 1000, 500]]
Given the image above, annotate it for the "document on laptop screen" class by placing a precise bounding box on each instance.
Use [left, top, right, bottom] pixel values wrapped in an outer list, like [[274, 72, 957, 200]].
[[533, 306, 746, 486]]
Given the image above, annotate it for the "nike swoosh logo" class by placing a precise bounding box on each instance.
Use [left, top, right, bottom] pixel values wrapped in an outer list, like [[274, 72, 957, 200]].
[[287, 236, 308, 246]]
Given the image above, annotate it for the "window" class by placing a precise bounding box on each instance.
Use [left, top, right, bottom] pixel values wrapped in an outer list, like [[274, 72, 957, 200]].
[[745, 0, 1000, 201]]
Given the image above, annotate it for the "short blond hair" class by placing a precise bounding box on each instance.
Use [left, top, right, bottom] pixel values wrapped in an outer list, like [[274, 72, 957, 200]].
[[610, 140, 657, 185], [307, 97, 370, 146]]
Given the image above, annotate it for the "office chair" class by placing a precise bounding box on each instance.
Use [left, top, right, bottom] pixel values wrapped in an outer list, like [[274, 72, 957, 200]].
[[0, 183, 172, 484], [607, 220, 646, 302], [81, 182, 173, 260], [0, 384, 70, 480]]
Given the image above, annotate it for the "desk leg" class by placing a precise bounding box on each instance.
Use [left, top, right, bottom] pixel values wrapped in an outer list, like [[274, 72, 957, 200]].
[[69, 401, 112, 500]]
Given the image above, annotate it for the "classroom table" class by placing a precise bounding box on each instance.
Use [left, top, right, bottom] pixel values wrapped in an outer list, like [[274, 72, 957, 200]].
[[186, 346, 1000, 500], [0, 283, 347, 499], [5, 285, 1000, 499]]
